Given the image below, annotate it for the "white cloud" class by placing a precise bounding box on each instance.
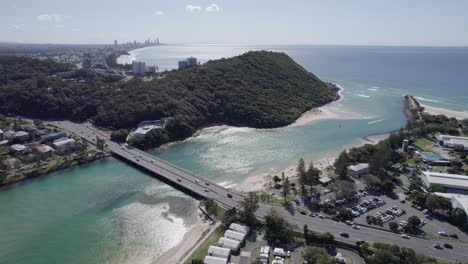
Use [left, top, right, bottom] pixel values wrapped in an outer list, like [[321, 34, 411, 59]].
[[155, 10, 164, 16], [37, 14, 69, 23], [205, 3, 220, 12], [185, 4, 202, 13]]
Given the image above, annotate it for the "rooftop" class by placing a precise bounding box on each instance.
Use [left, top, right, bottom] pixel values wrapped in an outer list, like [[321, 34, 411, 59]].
[[348, 163, 369, 171], [422, 171, 468, 189]]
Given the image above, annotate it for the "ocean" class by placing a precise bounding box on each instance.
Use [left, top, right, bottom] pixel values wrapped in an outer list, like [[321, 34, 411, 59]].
[[1, 45, 467, 264]]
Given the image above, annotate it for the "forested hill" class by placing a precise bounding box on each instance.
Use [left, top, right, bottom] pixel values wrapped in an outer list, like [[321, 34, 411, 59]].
[[0, 51, 338, 147]]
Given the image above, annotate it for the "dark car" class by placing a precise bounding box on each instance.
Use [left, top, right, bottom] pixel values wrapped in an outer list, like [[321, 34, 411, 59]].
[[449, 234, 459, 239], [177, 178, 181, 182], [227, 193, 232, 198], [433, 244, 443, 249], [444, 243, 453, 249], [339, 232, 349, 238]]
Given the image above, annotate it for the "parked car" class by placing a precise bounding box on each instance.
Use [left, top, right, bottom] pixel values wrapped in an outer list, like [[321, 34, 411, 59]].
[[444, 243, 453, 249], [340, 232, 349, 238], [352, 224, 360, 230], [438, 231, 448, 237], [401, 234, 410, 239], [449, 234, 458, 239], [345, 220, 353, 225], [433, 244, 443, 249]]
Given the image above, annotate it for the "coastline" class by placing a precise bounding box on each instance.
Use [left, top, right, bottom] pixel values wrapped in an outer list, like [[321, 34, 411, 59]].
[[421, 104, 468, 120]]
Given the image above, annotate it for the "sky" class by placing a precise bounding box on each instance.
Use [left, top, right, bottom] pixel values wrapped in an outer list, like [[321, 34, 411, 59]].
[[2, 0, 468, 46]]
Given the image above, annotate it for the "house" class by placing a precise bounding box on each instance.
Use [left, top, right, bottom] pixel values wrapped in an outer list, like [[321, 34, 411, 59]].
[[208, 246, 230, 259], [36, 145, 54, 156], [53, 138, 76, 151], [318, 176, 333, 186], [273, 248, 286, 257], [4, 130, 15, 140], [0, 129, 3, 140], [13, 131, 29, 142], [348, 163, 369, 178], [10, 144, 27, 153], [41, 132, 67, 142], [217, 237, 240, 251], [229, 223, 250, 235], [224, 230, 246, 242], [203, 256, 227, 264]]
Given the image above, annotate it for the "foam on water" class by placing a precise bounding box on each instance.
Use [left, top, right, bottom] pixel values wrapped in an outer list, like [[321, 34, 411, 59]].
[[414, 96, 441, 103], [357, 94, 371, 98]]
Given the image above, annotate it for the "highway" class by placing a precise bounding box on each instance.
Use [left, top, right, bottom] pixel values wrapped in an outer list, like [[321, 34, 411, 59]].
[[50, 121, 468, 263]]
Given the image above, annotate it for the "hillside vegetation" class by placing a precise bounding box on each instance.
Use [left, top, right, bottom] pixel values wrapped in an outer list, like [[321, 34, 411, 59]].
[[0, 51, 338, 148]]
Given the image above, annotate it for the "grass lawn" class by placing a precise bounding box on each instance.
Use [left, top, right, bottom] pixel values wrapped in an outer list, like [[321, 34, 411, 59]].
[[414, 138, 434, 152], [185, 227, 225, 264]]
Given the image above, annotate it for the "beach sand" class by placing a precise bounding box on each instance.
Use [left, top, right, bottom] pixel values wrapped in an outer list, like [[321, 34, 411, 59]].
[[154, 207, 212, 264], [422, 104, 468, 120]]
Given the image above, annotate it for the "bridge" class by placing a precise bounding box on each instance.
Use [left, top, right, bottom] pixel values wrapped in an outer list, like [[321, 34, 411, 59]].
[[49, 121, 468, 263]]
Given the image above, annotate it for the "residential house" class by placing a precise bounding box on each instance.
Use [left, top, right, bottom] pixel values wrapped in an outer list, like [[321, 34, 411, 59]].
[[217, 237, 240, 251], [203, 256, 227, 264], [207, 246, 230, 259], [224, 230, 246, 242], [229, 223, 250, 235]]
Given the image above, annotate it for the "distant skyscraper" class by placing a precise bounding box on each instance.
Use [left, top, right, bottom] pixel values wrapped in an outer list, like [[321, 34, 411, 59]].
[[156, 38, 160, 45], [133, 40, 137, 47], [132, 61, 146, 75], [114, 40, 118, 48]]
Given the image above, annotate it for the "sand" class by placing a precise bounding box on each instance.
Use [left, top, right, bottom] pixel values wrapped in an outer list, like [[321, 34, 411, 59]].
[[421, 105, 468, 119], [422, 104, 468, 120], [290, 104, 368, 127], [154, 208, 212, 264]]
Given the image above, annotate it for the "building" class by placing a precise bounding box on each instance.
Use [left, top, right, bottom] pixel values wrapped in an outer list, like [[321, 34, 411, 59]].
[[436, 135, 468, 151], [130, 120, 167, 138], [217, 237, 240, 251], [434, 193, 468, 224], [224, 230, 246, 242], [0, 129, 4, 140], [53, 138, 76, 151], [415, 151, 451, 165], [318, 176, 333, 186], [348, 163, 369, 178], [229, 223, 250, 234], [132, 61, 146, 75], [41, 132, 67, 143], [402, 139, 409, 152], [178, 57, 198, 69], [13, 131, 29, 142], [421, 171, 468, 193], [114, 40, 118, 48], [203, 256, 227, 264], [259, 246, 270, 263], [36, 145, 54, 156], [4, 130, 15, 140], [207, 246, 230, 259]]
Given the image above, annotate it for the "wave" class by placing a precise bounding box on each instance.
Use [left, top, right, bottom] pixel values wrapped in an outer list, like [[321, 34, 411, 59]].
[[368, 88, 378, 92], [414, 97, 440, 103], [368, 119, 385, 125], [357, 94, 371, 98]]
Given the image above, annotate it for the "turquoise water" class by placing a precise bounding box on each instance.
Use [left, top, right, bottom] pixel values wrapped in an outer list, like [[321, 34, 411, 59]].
[[1, 45, 467, 264]]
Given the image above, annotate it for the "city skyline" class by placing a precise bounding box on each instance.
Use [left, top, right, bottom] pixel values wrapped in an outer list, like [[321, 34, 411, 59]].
[[2, 0, 468, 46]]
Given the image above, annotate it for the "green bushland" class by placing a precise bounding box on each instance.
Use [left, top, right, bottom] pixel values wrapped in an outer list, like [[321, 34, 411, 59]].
[[0, 51, 338, 149]]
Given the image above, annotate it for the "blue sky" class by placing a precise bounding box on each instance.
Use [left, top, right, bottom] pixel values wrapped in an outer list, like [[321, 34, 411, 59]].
[[2, 0, 468, 46]]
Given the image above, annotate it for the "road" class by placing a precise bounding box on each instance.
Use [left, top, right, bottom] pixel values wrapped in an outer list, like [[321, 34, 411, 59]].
[[50, 121, 468, 263]]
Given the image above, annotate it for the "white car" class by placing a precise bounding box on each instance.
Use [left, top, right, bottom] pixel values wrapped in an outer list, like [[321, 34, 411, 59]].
[[438, 231, 448, 237], [352, 224, 360, 230], [195, 179, 200, 183], [346, 220, 353, 225], [401, 234, 410, 239]]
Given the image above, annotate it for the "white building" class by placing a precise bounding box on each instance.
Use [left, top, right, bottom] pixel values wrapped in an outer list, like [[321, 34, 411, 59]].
[[273, 248, 286, 257], [10, 144, 27, 152], [434, 193, 468, 224], [0, 129, 3, 140], [204, 256, 227, 264], [224, 230, 246, 242], [259, 246, 269, 263], [53, 138, 76, 151], [436, 134, 468, 151], [13, 131, 29, 141], [130, 120, 167, 138], [36, 145, 54, 155], [229, 223, 250, 234], [421, 171, 468, 192], [178, 57, 198, 69], [208, 246, 230, 258], [348, 163, 369, 178], [217, 237, 240, 251], [132, 61, 146, 75]]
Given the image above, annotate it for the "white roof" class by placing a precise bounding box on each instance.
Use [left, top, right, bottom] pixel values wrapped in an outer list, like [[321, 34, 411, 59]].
[[423, 171, 468, 190], [0, 129, 3, 133], [37, 145, 54, 153], [53, 138, 76, 147], [208, 246, 230, 258], [260, 246, 270, 254], [436, 134, 468, 141], [348, 163, 369, 171], [224, 230, 246, 241], [218, 237, 240, 250], [319, 177, 332, 184], [10, 144, 27, 151], [274, 248, 286, 255], [14, 131, 28, 137], [434, 193, 468, 216], [204, 256, 227, 264], [229, 223, 250, 234]]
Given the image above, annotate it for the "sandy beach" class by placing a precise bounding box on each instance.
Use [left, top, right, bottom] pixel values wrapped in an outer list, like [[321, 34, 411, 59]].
[[421, 104, 468, 120], [154, 207, 212, 264]]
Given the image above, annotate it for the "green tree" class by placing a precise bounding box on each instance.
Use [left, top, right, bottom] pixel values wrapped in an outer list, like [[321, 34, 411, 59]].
[[450, 208, 467, 227], [306, 161, 321, 184], [222, 207, 237, 227], [408, 215, 421, 227], [302, 246, 334, 264], [264, 209, 294, 244], [202, 198, 218, 217], [369, 140, 392, 175], [239, 192, 259, 227], [282, 177, 290, 202], [425, 194, 452, 212], [367, 249, 400, 264], [331, 180, 356, 199], [334, 151, 349, 179], [191, 259, 204, 264], [388, 221, 399, 231], [297, 158, 306, 196], [110, 129, 129, 143]]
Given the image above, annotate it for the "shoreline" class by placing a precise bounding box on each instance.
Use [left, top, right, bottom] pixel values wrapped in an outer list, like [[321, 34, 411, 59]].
[[421, 104, 468, 120]]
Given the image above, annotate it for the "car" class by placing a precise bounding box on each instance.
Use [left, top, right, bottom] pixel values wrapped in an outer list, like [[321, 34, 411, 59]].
[[449, 234, 458, 239], [227, 193, 232, 198], [401, 234, 410, 239], [438, 231, 448, 237], [422, 209, 429, 214], [195, 179, 200, 183], [300, 211, 307, 215], [339, 232, 349, 238], [136, 159, 140, 162], [318, 214, 325, 219], [345, 220, 353, 225], [352, 224, 360, 230], [443, 243, 453, 249], [205, 182, 210, 186], [433, 244, 442, 249], [177, 179, 181, 182], [204, 189, 209, 193], [400, 199, 406, 203]]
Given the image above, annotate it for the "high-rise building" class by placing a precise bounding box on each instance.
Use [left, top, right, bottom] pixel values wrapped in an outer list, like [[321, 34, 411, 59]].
[[114, 40, 118, 48], [186, 57, 198, 66], [132, 61, 146, 75]]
